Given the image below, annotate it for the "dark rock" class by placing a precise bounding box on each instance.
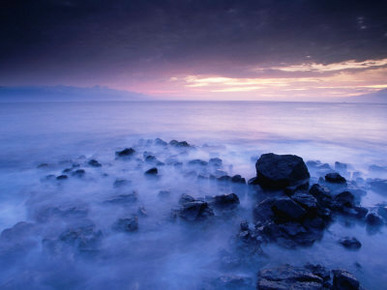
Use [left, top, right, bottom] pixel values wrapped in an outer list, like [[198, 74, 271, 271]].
[[145, 155, 164, 166], [218, 175, 232, 182], [366, 212, 384, 226], [253, 198, 276, 223], [188, 159, 208, 166], [154, 138, 167, 146], [271, 197, 307, 222], [291, 192, 319, 215], [212, 193, 240, 209], [255, 153, 310, 190], [59, 224, 102, 252], [332, 270, 360, 290], [113, 216, 138, 232], [37, 163, 49, 168], [309, 184, 333, 208], [231, 175, 246, 184], [304, 264, 331, 282], [169, 140, 191, 147], [62, 168, 72, 173], [177, 195, 214, 221], [257, 264, 324, 290], [335, 161, 348, 171], [105, 192, 138, 204], [342, 206, 368, 219], [115, 148, 135, 158], [113, 178, 131, 188], [334, 191, 355, 209], [325, 173, 346, 184], [209, 275, 254, 289], [72, 169, 85, 177], [369, 179, 387, 194], [145, 167, 158, 175], [56, 175, 68, 180], [209, 157, 222, 167], [339, 237, 362, 250], [377, 206, 387, 221], [88, 159, 102, 167]]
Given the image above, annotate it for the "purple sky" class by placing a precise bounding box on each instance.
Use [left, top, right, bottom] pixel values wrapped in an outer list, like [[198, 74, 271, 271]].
[[1, 0, 386, 100]]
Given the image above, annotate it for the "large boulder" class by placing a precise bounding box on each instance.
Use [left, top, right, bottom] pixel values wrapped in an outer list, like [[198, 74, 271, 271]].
[[253, 153, 310, 190]]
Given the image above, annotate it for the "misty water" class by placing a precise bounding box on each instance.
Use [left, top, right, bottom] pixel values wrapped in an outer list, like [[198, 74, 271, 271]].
[[0, 101, 386, 289]]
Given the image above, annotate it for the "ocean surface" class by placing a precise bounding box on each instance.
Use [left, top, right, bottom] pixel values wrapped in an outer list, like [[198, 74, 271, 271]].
[[0, 101, 386, 289]]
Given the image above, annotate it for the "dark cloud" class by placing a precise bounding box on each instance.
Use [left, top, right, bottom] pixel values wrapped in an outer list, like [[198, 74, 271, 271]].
[[1, 0, 386, 84]]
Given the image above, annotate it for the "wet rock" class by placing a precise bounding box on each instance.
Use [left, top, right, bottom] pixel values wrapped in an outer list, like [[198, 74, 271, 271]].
[[231, 174, 246, 184], [218, 175, 232, 182], [113, 178, 131, 188], [154, 138, 167, 146], [332, 269, 360, 290], [145, 155, 164, 166], [211, 193, 240, 209], [253, 153, 310, 190], [115, 148, 135, 158], [339, 237, 362, 250], [177, 194, 214, 222], [62, 168, 72, 173], [253, 198, 276, 223], [56, 175, 68, 180], [71, 169, 85, 177], [325, 173, 346, 184], [271, 197, 307, 222], [113, 216, 138, 232], [59, 224, 102, 252], [105, 192, 138, 204], [257, 264, 325, 290], [188, 159, 208, 166], [169, 140, 191, 148], [145, 167, 158, 175], [88, 159, 102, 167], [369, 179, 387, 194], [342, 206, 368, 220], [309, 184, 333, 208], [291, 192, 319, 215], [208, 275, 254, 289], [366, 212, 384, 226], [333, 191, 355, 209], [209, 157, 222, 168]]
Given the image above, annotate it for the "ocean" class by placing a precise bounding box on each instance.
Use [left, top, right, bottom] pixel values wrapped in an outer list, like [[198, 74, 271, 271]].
[[0, 101, 386, 288]]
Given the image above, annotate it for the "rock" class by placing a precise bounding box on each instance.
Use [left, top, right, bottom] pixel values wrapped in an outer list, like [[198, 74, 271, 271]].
[[62, 168, 72, 173], [145, 167, 158, 175], [211, 193, 240, 209], [113, 178, 131, 188], [113, 216, 138, 232], [209, 157, 222, 167], [105, 192, 138, 204], [37, 163, 49, 168], [271, 197, 307, 222], [231, 175, 246, 184], [218, 175, 232, 182], [334, 191, 355, 209], [332, 269, 360, 290], [34, 205, 88, 223], [116, 148, 135, 158], [88, 159, 102, 167], [145, 155, 164, 166], [257, 265, 325, 290], [208, 275, 254, 289], [154, 138, 167, 146], [366, 212, 384, 226], [339, 237, 362, 250], [188, 159, 208, 166], [377, 206, 387, 221], [291, 192, 319, 215], [59, 224, 102, 252], [253, 198, 276, 223], [56, 175, 68, 180], [71, 169, 85, 177], [369, 179, 387, 194], [169, 140, 191, 147], [177, 195, 214, 221], [254, 153, 310, 190], [309, 184, 333, 208], [325, 173, 346, 184]]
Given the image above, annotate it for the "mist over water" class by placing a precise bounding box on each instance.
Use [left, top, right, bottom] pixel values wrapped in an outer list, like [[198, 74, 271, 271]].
[[0, 101, 386, 289]]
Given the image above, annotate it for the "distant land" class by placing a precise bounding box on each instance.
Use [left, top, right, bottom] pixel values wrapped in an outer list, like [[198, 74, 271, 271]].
[[0, 86, 150, 102], [0, 85, 386, 103]]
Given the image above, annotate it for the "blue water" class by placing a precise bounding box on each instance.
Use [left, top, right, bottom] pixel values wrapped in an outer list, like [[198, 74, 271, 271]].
[[0, 101, 386, 289]]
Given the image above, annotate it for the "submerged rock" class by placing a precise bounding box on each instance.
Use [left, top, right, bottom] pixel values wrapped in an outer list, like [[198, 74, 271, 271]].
[[188, 159, 208, 166], [59, 224, 102, 252], [88, 159, 102, 167], [366, 212, 384, 226], [145, 167, 158, 175], [209, 157, 222, 168], [56, 175, 68, 180], [72, 169, 86, 177], [253, 153, 310, 190], [115, 148, 136, 158], [211, 193, 240, 209], [206, 275, 254, 289], [332, 270, 360, 290], [339, 237, 362, 250], [325, 172, 346, 184], [113, 216, 139, 232], [105, 192, 138, 205], [175, 194, 214, 222]]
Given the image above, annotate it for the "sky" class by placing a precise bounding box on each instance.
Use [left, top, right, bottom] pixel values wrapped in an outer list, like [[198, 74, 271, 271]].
[[1, 0, 387, 101]]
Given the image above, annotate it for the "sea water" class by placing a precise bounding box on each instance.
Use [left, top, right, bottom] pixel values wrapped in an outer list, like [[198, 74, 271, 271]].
[[0, 101, 386, 289]]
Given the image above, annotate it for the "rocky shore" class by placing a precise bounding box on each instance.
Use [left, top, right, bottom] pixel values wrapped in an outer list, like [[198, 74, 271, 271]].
[[1, 138, 386, 289]]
